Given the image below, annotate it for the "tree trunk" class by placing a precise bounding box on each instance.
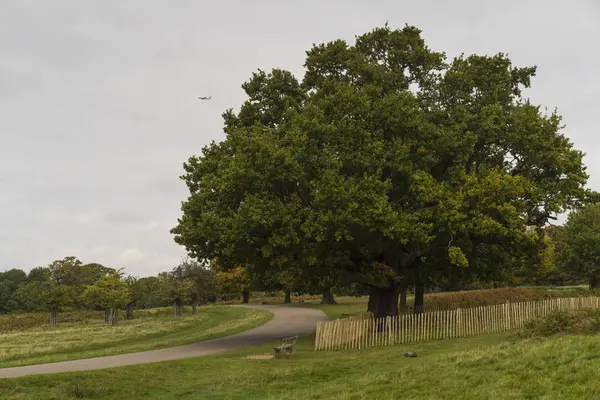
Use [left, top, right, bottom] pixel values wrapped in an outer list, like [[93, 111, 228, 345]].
[[320, 289, 337, 304], [367, 286, 400, 319], [192, 301, 198, 315], [104, 308, 110, 324], [283, 290, 291, 304], [242, 290, 250, 304], [110, 308, 118, 326], [50, 308, 59, 327], [175, 303, 182, 319], [590, 276, 600, 290], [126, 303, 134, 320], [399, 286, 408, 314], [414, 283, 425, 314]]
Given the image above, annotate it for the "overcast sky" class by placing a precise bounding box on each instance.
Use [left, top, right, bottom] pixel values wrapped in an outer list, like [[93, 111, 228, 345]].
[[1, 1, 599, 276]]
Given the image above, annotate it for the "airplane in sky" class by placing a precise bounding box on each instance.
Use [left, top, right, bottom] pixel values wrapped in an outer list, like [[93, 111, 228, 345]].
[[198, 96, 211, 100]]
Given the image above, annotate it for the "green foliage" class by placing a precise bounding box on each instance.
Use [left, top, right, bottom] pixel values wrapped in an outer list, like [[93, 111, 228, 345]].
[[521, 308, 600, 337], [26, 267, 49, 282], [158, 272, 194, 306], [448, 246, 468, 268], [172, 24, 591, 315], [36, 281, 72, 311], [0, 269, 29, 313], [173, 258, 221, 303], [10, 281, 46, 312], [215, 265, 251, 296], [556, 203, 600, 288], [82, 270, 131, 310], [128, 276, 163, 309]]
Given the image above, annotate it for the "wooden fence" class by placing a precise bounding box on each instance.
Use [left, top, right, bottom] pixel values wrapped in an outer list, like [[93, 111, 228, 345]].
[[314, 296, 600, 351]]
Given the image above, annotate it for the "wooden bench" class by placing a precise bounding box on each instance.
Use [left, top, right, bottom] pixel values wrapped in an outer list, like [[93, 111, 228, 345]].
[[273, 336, 298, 356]]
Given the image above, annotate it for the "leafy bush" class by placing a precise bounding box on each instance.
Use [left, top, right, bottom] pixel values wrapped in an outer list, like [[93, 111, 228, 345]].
[[521, 309, 600, 337]]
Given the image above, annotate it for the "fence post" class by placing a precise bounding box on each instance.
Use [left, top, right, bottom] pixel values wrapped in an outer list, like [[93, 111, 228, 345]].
[[315, 322, 321, 351]]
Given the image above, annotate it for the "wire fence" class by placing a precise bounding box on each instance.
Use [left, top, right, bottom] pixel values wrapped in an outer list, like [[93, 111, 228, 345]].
[[314, 296, 600, 351]]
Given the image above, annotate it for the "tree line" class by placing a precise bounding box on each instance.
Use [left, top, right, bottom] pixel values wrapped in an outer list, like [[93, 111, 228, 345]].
[[0, 256, 261, 325], [171, 24, 597, 318]]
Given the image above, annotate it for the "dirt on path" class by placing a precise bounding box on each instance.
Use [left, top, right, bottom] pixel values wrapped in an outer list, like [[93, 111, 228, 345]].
[[0, 305, 327, 379]]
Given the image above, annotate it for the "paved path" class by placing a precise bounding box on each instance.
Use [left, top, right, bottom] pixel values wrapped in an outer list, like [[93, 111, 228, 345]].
[[0, 305, 327, 379]]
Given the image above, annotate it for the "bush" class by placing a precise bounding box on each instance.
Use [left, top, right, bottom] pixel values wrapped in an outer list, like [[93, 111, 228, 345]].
[[521, 309, 600, 337]]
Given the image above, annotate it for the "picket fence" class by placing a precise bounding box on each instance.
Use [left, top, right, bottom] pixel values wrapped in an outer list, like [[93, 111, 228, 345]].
[[314, 296, 600, 351]]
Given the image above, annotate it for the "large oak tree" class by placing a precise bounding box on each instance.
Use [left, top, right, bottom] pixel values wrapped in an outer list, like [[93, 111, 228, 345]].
[[172, 25, 591, 318]]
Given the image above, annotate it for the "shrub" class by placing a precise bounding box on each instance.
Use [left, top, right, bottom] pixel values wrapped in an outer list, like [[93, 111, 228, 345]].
[[520, 309, 600, 338]]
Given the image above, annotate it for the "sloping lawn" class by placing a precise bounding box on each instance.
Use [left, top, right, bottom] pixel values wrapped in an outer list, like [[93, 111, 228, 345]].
[[2, 330, 600, 399], [0, 306, 272, 368]]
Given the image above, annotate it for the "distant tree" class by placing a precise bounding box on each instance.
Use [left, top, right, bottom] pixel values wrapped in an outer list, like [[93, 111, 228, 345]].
[[158, 272, 194, 319], [83, 263, 115, 283], [556, 204, 600, 289], [0, 269, 28, 313], [0, 269, 28, 285], [27, 267, 50, 283], [177, 258, 221, 313], [46, 257, 113, 310], [215, 266, 252, 303], [38, 281, 71, 327], [513, 231, 559, 285], [11, 281, 46, 312], [129, 276, 163, 309], [82, 270, 131, 326]]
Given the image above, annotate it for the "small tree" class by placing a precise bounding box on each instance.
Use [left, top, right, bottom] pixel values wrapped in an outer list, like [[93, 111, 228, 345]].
[[177, 258, 221, 313], [557, 203, 600, 289], [38, 282, 71, 327], [215, 266, 252, 303], [159, 272, 194, 319], [82, 270, 131, 326]]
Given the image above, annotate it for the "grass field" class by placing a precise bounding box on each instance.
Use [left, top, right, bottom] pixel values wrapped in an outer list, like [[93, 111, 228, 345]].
[[0, 306, 272, 368], [293, 296, 369, 319], [2, 330, 600, 399]]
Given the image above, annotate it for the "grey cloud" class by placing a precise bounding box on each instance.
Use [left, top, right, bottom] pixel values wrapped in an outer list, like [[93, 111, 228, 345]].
[[2, 0, 599, 275]]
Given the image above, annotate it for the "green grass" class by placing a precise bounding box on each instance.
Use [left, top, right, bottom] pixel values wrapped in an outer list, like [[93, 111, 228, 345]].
[[0, 306, 272, 368], [291, 296, 369, 319], [3, 329, 600, 399]]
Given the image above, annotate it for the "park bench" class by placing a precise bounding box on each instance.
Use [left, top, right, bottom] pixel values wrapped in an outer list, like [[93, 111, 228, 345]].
[[273, 336, 298, 356]]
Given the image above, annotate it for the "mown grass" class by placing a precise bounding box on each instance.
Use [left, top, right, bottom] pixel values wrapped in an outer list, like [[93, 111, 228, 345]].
[[290, 296, 369, 319], [2, 329, 600, 399], [0, 306, 272, 368]]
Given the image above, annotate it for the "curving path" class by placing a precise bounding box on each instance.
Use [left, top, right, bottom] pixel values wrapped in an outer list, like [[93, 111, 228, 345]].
[[0, 305, 327, 379]]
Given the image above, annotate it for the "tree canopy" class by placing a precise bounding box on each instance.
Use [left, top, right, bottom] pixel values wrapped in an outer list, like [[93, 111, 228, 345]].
[[556, 203, 600, 289], [172, 24, 592, 317]]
